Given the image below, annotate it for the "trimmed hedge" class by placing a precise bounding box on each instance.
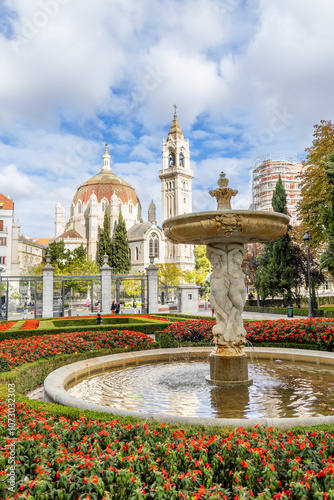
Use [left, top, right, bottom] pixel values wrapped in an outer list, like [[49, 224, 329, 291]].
[[244, 305, 330, 317], [0, 321, 172, 341], [54, 316, 151, 327]]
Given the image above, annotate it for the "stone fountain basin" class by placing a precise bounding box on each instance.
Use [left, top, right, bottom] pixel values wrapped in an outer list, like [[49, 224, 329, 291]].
[[162, 210, 290, 245], [43, 347, 334, 429]]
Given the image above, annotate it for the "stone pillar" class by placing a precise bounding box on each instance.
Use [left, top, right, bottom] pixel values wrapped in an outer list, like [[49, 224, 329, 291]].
[[177, 284, 200, 315], [42, 254, 54, 318], [146, 257, 158, 314], [100, 254, 112, 315]]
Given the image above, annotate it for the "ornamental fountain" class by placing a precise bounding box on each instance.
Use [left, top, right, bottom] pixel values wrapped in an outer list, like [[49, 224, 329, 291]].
[[45, 174, 334, 427], [163, 172, 290, 386]]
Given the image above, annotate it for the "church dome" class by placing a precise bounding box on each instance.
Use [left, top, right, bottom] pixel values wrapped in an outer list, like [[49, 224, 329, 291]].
[[72, 144, 140, 208]]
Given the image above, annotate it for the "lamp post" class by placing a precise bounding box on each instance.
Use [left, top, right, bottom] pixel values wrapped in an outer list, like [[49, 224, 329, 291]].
[[303, 230, 314, 318]]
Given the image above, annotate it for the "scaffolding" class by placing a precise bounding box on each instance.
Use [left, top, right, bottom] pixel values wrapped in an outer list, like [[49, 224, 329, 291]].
[[252, 155, 305, 225]]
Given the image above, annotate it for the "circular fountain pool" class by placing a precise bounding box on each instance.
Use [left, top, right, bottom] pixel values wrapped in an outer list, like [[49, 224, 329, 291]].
[[44, 347, 334, 429], [66, 358, 334, 419]]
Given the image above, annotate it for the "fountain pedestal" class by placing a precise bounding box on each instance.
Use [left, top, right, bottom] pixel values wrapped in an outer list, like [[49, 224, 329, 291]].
[[208, 353, 252, 386]]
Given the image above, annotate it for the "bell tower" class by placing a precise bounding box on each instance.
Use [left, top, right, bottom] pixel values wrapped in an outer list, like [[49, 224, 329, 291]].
[[160, 105, 193, 221], [159, 106, 195, 271]]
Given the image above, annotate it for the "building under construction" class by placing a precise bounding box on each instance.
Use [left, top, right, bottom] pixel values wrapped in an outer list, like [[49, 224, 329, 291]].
[[252, 154, 306, 226]]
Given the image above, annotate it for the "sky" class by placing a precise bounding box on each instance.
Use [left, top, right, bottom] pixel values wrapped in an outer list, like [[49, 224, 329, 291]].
[[0, 0, 334, 238]]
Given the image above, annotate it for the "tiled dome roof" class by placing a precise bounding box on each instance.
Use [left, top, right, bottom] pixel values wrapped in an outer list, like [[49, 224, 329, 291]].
[[72, 172, 140, 207]]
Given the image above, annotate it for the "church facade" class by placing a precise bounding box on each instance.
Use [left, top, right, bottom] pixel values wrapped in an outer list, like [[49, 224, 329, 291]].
[[54, 110, 195, 273]]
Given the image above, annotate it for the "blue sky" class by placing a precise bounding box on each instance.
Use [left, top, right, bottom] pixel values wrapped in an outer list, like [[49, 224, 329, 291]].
[[0, 0, 334, 238]]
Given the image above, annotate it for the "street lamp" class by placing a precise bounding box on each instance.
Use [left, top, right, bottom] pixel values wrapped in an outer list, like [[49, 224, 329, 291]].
[[303, 230, 314, 318]]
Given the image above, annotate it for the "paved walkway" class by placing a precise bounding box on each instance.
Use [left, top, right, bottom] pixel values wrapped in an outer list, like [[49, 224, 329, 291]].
[[4, 309, 306, 322], [197, 310, 306, 321]]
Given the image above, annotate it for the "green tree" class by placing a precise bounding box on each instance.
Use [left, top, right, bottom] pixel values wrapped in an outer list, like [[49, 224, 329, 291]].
[[98, 211, 113, 267], [194, 245, 209, 273], [298, 120, 334, 247], [158, 264, 184, 286], [254, 176, 296, 305], [44, 241, 70, 269], [123, 273, 142, 298], [113, 212, 131, 274], [319, 151, 334, 278]]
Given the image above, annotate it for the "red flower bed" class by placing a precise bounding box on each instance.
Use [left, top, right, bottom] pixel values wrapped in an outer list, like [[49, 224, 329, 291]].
[[162, 318, 334, 351], [246, 318, 334, 350], [0, 321, 16, 332], [162, 320, 215, 342], [1, 402, 334, 498], [20, 320, 40, 330], [0, 330, 153, 372]]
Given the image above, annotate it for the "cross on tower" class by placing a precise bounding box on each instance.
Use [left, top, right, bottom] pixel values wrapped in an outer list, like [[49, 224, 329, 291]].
[[173, 104, 177, 117]]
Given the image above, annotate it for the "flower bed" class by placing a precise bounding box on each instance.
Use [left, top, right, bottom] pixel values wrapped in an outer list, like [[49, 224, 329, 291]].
[[161, 320, 215, 343], [1, 402, 334, 499], [161, 319, 334, 351], [0, 322, 16, 332], [0, 330, 153, 372], [20, 320, 40, 330], [246, 318, 334, 350]]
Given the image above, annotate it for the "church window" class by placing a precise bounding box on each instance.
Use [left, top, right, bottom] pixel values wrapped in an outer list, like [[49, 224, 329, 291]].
[[129, 248, 131, 260], [129, 203, 133, 214], [77, 202, 82, 214], [179, 152, 184, 167], [102, 200, 107, 212], [136, 247, 139, 260], [149, 232, 159, 258], [168, 153, 175, 167]]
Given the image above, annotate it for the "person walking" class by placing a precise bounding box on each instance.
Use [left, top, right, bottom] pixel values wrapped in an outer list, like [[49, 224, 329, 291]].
[[23, 304, 28, 320], [111, 301, 116, 314], [115, 302, 120, 314]]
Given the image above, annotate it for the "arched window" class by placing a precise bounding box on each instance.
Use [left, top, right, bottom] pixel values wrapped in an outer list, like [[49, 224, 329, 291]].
[[101, 199, 107, 212], [129, 203, 133, 214], [149, 232, 159, 258], [168, 153, 175, 167], [136, 247, 139, 260], [77, 201, 82, 214], [179, 152, 184, 167]]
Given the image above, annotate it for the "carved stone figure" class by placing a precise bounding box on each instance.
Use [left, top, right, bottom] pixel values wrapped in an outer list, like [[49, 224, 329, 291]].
[[207, 243, 247, 355]]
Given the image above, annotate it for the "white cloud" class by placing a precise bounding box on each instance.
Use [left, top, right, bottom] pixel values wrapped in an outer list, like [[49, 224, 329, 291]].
[[0, 0, 333, 238]]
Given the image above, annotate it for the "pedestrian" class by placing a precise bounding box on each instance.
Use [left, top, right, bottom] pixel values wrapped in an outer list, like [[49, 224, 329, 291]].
[[115, 302, 120, 314], [86, 298, 91, 310], [23, 304, 28, 320], [111, 301, 115, 314]]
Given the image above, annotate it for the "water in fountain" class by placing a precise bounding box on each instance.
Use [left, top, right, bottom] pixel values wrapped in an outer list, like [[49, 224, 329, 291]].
[[67, 357, 334, 419]]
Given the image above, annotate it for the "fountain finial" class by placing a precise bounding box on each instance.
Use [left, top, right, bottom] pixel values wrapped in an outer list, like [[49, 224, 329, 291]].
[[209, 172, 238, 210]]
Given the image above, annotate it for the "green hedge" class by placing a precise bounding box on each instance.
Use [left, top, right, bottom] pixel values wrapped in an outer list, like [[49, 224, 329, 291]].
[[152, 313, 216, 321], [54, 316, 149, 327], [0, 321, 172, 341], [244, 305, 329, 317]]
